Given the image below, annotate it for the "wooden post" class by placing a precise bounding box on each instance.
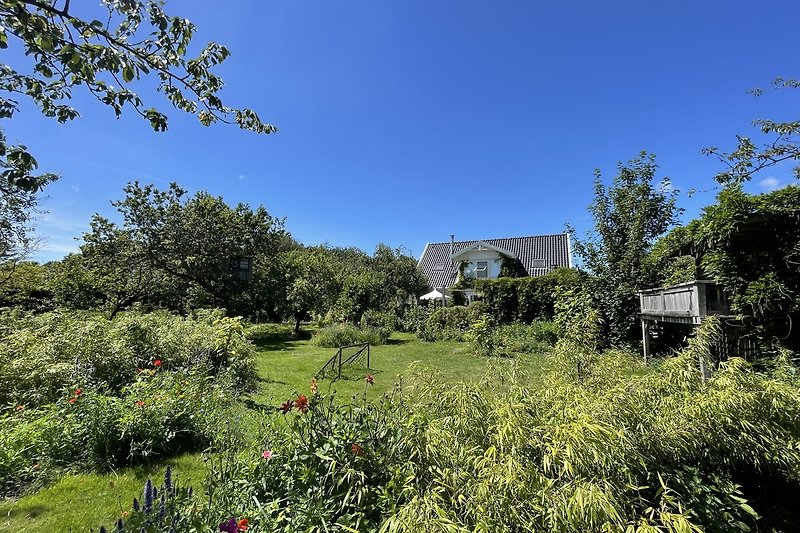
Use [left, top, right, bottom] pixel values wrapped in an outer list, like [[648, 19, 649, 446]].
[[641, 318, 651, 365], [338, 348, 342, 379]]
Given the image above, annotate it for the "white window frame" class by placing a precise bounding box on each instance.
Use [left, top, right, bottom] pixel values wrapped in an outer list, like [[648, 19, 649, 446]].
[[476, 261, 488, 278]]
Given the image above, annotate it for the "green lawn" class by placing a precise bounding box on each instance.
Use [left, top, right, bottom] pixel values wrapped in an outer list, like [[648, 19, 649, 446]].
[[0, 327, 550, 532]]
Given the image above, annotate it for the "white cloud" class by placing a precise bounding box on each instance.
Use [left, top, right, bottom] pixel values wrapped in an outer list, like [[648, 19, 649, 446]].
[[238, 174, 247, 180], [759, 176, 782, 191], [70, 185, 81, 193]]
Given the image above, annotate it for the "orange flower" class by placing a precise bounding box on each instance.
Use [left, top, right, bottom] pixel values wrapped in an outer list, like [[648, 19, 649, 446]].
[[350, 443, 364, 456], [32, 463, 40, 471], [122, 511, 129, 518], [135, 400, 145, 407], [294, 394, 309, 413], [366, 374, 374, 385], [15, 405, 24, 411], [237, 518, 249, 531], [310, 378, 318, 395], [153, 359, 162, 367], [74, 388, 82, 396], [68, 398, 76, 404]]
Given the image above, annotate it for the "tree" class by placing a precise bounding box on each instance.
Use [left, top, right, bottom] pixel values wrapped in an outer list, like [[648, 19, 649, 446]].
[[284, 247, 339, 332], [704, 77, 800, 186], [98, 181, 289, 312], [80, 215, 161, 318], [0, 171, 55, 268], [0, 0, 276, 192], [370, 243, 429, 309], [569, 152, 681, 346]]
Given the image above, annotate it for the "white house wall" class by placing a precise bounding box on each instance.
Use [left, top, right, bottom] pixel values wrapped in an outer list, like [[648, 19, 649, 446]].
[[460, 250, 504, 279]]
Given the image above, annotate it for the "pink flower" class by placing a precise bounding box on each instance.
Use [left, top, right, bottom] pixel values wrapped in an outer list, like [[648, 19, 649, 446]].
[[261, 449, 273, 460]]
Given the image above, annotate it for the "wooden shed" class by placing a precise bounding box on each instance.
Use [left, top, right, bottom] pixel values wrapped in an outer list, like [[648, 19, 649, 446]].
[[638, 280, 755, 362]]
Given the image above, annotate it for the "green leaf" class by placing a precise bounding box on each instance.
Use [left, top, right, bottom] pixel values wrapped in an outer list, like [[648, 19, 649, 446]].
[[123, 65, 135, 83]]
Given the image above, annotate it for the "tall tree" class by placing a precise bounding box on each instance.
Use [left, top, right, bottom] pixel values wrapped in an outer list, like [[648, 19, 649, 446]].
[[569, 152, 681, 346], [284, 247, 339, 332]]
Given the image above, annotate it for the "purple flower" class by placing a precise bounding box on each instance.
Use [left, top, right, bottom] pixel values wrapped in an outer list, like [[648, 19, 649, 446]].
[[164, 466, 173, 495], [143, 479, 154, 514], [219, 517, 238, 533]]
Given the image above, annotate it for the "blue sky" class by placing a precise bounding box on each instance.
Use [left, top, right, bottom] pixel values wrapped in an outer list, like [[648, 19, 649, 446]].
[[10, 0, 800, 261]]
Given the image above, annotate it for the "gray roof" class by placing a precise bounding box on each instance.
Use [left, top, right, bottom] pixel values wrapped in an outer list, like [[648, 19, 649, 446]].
[[418, 234, 572, 290]]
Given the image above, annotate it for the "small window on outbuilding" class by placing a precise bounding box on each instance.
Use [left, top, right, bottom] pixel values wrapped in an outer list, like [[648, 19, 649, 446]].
[[531, 259, 546, 268]]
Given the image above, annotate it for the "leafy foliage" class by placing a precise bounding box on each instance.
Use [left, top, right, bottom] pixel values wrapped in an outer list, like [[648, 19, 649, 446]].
[[0, 309, 255, 408], [569, 152, 681, 346], [475, 267, 583, 324], [703, 77, 800, 185], [0, 369, 235, 496], [0, 0, 275, 192], [312, 323, 389, 348]]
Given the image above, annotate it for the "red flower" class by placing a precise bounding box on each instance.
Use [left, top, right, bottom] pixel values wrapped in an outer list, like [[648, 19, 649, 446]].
[[237, 518, 249, 531], [350, 443, 364, 456], [279, 400, 294, 414], [366, 374, 374, 385], [294, 394, 309, 413], [74, 388, 82, 396], [68, 398, 76, 404], [153, 359, 162, 368], [135, 400, 145, 407]]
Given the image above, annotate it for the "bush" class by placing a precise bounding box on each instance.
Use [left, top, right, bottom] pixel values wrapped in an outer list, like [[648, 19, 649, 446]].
[[312, 323, 389, 348], [360, 309, 397, 332], [396, 305, 430, 334], [419, 301, 485, 341], [0, 309, 256, 408], [491, 321, 560, 355], [0, 370, 234, 496], [476, 268, 583, 324]]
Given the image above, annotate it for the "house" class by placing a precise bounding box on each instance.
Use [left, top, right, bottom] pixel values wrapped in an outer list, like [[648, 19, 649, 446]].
[[417, 234, 572, 301]]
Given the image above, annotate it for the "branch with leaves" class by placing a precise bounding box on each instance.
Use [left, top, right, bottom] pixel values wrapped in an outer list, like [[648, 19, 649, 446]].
[[0, 0, 276, 191]]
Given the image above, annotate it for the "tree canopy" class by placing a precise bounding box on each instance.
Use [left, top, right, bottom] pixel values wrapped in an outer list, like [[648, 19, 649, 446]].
[[570, 152, 681, 346]]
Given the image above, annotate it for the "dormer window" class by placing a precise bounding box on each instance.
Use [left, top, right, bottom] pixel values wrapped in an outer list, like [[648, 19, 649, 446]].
[[476, 261, 488, 278]]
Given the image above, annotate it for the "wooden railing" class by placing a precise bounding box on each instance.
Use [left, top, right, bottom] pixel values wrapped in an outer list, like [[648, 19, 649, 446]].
[[639, 280, 730, 320]]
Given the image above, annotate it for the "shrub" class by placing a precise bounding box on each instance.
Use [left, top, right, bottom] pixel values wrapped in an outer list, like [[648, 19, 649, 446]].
[[491, 321, 560, 355], [312, 323, 389, 348], [396, 305, 430, 334], [360, 309, 398, 332], [419, 301, 485, 341], [476, 268, 583, 324], [0, 309, 256, 408], [0, 370, 234, 496]]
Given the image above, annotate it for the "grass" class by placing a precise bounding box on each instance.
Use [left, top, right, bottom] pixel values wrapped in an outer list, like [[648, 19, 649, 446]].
[[0, 454, 205, 533], [0, 325, 551, 532], [247, 325, 550, 405]]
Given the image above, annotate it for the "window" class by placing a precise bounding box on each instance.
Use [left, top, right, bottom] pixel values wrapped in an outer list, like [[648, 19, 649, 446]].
[[476, 261, 488, 278], [432, 264, 445, 272], [531, 259, 546, 268]]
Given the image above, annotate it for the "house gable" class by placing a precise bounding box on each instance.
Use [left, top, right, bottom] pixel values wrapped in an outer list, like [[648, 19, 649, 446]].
[[417, 234, 572, 290]]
